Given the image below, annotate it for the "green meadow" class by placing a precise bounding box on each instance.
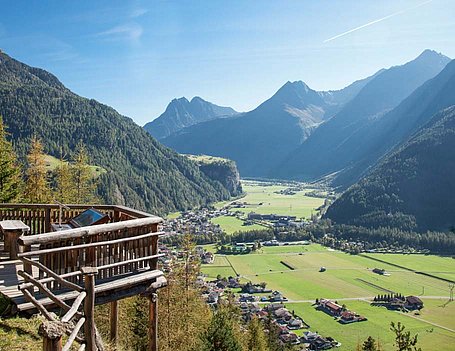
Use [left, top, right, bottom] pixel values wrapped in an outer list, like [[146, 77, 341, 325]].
[[201, 245, 455, 350], [210, 215, 265, 234]]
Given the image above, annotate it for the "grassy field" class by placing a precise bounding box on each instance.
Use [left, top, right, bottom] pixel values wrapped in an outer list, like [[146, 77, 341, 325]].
[[214, 180, 326, 219], [44, 154, 106, 178], [234, 181, 325, 219], [201, 245, 455, 350], [210, 215, 265, 234]]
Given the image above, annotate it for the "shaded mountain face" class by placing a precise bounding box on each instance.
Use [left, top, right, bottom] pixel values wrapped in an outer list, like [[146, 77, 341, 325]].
[[273, 50, 451, 184], [144, 96, 238, 140], [325, 105, 455, 232], [161, 76, 374, 177], [0, 51, 234, 215]]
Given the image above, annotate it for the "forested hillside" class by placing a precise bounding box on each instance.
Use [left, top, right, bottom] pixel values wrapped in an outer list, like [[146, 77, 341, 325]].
[[0, 51, 232, 215], [325, 106, 455, 232]]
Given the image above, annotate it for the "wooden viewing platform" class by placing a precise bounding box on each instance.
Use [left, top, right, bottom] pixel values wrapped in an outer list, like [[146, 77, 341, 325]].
[[0, 203, 167, 351]]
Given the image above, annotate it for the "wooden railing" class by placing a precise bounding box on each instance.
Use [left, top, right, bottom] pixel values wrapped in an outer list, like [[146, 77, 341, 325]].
[[0, 203, 153, 235], [0, 204, 166, 351]]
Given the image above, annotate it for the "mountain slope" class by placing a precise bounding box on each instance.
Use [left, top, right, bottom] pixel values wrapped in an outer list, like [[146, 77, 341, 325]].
[[162, 80, 351, 177], [274, 50, 450, 184], [144, 96, 238, 140], [0, 51, 233, 215], [325, 105, 455, 232]]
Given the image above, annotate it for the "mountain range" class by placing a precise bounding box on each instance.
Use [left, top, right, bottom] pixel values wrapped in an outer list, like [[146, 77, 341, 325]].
[[152, 50, 450, 183], [144, 96, 238, 140], [156, 71, 380, 177], [0, 51, 238, 215]]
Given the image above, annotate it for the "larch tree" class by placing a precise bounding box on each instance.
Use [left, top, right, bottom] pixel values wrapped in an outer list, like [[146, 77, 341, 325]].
[[72, 141, 97, 204], [0, 116, 23, 203], [247, 316, 268, 351], [25, 137, 51, 203], [54, 153, 76, 204]]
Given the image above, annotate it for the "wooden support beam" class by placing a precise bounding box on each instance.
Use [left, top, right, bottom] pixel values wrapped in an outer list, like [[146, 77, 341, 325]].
[[148, 293, 158, 351], [22, 289, 56, 321], [82, 267, 98, 351], [110, 300, 119, 347]]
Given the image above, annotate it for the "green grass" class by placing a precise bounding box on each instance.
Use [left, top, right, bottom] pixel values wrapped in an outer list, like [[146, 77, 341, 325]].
[[234, 181, 325, 219], [210, 215, 265, 234], [366, 253, 455, 275], [205, 245, 455, 350], [44, 154, 106, 178], [166, 211, 181, 219], [287, 300, 455, 351], [214, 180, 326, 219]]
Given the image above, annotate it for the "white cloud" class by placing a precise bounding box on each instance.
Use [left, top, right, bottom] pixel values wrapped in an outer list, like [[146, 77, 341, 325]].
[[130, 8, 149, 18], [96, 23, 143, 43]]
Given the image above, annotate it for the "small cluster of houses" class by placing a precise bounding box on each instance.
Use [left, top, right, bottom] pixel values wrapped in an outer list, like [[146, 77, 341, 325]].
[[372, 294, 424, 311], [162, 208, 227, 236], [247, 212, 307, 228], [317, 299, 367, 324]]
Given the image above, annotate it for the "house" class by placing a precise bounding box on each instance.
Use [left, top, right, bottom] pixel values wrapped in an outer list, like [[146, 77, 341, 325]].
[[270, 291, 287, 302], [339, 311, 367, 324], [207, 292, 219, 304], [266, 302, 285, 312], [308, 336, 333, 350], [279, 332, 300, 344], [405, 296, 424, 310], [202, 252, 214, 264], [287, 318, 304, 330], [302, 331, 319, 342], [318, 299, 343, 317]]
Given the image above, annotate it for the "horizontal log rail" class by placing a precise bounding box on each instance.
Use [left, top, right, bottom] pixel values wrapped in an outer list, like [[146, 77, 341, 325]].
[[19, 220, 163, 246], [19, 231, 164, 257]]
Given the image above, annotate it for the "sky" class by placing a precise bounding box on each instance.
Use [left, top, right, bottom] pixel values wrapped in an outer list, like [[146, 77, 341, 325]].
[[0, 0, 454, 125]]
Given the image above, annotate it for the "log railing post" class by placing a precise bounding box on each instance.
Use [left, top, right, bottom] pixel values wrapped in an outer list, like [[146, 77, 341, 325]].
[[39, 320, 63, 351], [148, 293, 158, 351], [110, 300, 119, 347], [82, 267, 98, 351]]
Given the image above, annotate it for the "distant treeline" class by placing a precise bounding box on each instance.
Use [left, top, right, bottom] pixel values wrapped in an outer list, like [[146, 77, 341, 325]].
[[164, 220, 455, 255]]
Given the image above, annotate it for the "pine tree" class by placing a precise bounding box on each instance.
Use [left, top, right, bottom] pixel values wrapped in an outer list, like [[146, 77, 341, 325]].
[[201, 308, 243, 351], [25, 137, 51, 203], [362, 336, 379, 351], [0, 116, 22, 203], [247, 316, 267, 351], [72, 142, 97, 204], [390, 321, 422, 351]]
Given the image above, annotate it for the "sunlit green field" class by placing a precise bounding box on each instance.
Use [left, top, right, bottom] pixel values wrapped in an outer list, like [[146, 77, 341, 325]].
[[210, 215, 265, 234], [287, 299, 454, 351], [201, 245, 455, 350], [215, 180, 326, 219]]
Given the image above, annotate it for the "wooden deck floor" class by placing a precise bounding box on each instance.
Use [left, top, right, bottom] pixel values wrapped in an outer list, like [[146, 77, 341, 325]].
[[0, 242, 39, 306]]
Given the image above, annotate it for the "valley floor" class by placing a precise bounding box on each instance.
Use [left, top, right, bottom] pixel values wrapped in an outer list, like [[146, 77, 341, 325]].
[[201, 244, 455, 350]]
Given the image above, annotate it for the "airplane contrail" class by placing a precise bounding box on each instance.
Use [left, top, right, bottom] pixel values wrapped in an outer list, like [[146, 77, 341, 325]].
[[323, 0, 434, 43]]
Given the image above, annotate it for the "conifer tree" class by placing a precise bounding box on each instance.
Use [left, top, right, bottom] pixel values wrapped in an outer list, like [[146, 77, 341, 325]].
[[247, 316, 267, 351], [72, 142, 97, 204], [390, 322, 422, 351], [25, 137, 51, 203], [362, 336, 380, 351], [201, 308, 243, 351], [0, 116, 22, 203]]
